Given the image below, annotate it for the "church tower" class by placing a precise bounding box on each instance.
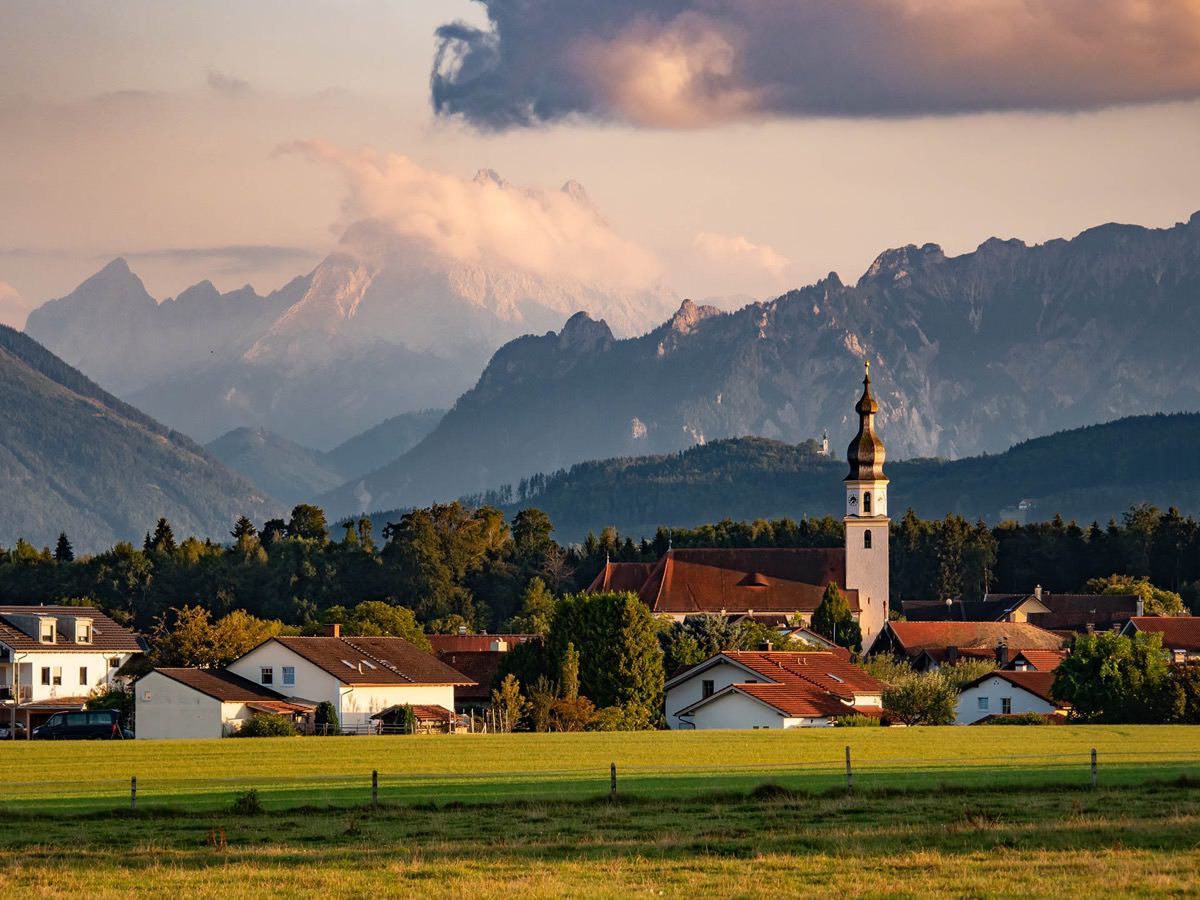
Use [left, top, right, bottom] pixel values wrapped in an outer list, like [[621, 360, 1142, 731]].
[[843, 362, 889, 650]]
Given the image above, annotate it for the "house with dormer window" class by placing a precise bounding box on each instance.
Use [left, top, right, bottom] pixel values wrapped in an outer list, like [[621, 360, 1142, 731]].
[[0, 605, 144, 732]]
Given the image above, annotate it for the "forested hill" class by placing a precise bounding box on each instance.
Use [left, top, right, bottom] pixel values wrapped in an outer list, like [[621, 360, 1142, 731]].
[[445, 413, 1200, 542], [320, 212, 1200, 516], [0, 325, 278, 551]]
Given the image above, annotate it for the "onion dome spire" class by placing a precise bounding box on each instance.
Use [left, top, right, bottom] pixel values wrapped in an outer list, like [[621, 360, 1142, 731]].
[[846, 361, 885, 481]]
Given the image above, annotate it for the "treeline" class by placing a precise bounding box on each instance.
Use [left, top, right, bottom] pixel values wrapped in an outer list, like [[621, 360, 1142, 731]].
[[0, 502, 1196, 633]]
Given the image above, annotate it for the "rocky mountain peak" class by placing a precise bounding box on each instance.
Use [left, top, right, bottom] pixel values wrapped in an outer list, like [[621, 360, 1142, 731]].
[[858, 242, 945, 287], [473, 168, 507, 188], [668, 299, 721, 335], [557, 311, 614, 353]]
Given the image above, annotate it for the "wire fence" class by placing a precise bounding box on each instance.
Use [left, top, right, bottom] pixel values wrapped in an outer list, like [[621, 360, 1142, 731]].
[[5, 746, 1200, 816]]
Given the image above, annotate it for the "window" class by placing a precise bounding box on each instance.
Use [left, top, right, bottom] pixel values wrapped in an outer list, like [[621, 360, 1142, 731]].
[[977, 697, 989, 711], [79, 667, 88, 685], [282, 666, 295, 687], [52, 667, 62, 686], [864, 529, 873, 549], [360, 660, 377, 670], [108, 657, 121, 668], [701, 679, 715, 699], [76, 624, 92, 644], [87, 712, 111, 725], [39, 621, 55, 643], [41, 667, 51, 686], [260, 666, 273, 685], [863, 492, 871, 513], [1001, 697, 1012, 715]]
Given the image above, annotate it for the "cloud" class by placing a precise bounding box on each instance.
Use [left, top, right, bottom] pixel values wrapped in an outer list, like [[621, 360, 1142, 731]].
[[121, 244, 318, 272], [0, 281, 30, 329], [693, 232, 790, 278], [279, 140, 661, 287], [432, 1, 1200, 128], [206, 69, 250, 96]]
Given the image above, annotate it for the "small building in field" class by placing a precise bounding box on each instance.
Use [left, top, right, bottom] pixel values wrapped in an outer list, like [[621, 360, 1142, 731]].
[[0, 604, 145, 732], [869, 621, 1066, 671], [665, 650, 883, 730], [135, 668, 314, 739], [956, 670, 1068, 724], [224, 630, 474, 731], [1120, 616, 1200, 663]]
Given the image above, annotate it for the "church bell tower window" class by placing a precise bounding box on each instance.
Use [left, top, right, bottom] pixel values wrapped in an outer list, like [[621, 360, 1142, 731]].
[[864, 529, 872, 549], [863, 492, 871, 514]]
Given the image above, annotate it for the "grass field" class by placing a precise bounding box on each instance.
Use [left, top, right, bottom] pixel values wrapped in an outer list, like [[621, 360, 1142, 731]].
[[2, 726, 1199, 813], [2, 773, 1199, 896]]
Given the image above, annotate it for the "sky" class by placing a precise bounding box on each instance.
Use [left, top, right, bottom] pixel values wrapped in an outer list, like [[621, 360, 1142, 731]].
[[2, 0, 1199, 328]]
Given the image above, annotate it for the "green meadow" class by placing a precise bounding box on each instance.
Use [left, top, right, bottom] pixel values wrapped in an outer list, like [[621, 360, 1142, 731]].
[[1, 726, 1197, 813]]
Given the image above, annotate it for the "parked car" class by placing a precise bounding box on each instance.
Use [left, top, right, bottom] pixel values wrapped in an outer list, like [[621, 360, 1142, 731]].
[[0, 721, 27, 739], [31, 710, 131, 740]]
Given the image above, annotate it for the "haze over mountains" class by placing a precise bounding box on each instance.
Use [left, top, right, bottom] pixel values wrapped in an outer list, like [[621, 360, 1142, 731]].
[[25, 173, 677, 449], [0, 325, 275, 551], [318, 212, 1200, 517]]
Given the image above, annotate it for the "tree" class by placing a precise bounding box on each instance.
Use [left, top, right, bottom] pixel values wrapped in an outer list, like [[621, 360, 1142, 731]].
[[54, 532, 74, 564], [231, 516, 257, 541], [548, 592, 663, 728], [561, 642, 580, 701], [1084, 574, 1187, 616], [491, 673, 525, 732], [314, 701, 339, 735], [327, 601, 430, 651], [1051, 630, 1174, 723], [810, 582, 861, 652], [881, 672, 957, 726], [505, 577, 556, 635], [151, 605, 287, 668], [401, 703, 417, 734], [525, 675, 558, 732], [287, 505, 329, 543], [147, 518, 177, 554]]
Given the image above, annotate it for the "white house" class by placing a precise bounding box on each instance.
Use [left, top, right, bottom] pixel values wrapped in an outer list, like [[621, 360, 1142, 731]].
[[955, 670, 1068, 724], [665, 650, 884, 730], [135, 668, 314, 739], [0, 605, 144, 732], [225, 630, 474, 730]]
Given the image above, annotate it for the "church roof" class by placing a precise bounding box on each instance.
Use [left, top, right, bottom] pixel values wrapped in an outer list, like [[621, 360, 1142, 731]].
[[585, 561, 658, 594], [846, 363, 886, 482], [638, 548, 856, 615]]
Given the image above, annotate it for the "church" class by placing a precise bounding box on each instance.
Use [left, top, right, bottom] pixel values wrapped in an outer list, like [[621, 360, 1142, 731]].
[[588, 364, 892, 649]]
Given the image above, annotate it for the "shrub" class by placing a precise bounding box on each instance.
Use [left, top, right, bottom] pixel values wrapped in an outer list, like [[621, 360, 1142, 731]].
[[835, 713, 882, 727], [882, 672, 957, 726], [314, 701, 339, 735], [234, 713, 298, 737], [232, 789, 264, 815], [983, 713, 1055, 725]]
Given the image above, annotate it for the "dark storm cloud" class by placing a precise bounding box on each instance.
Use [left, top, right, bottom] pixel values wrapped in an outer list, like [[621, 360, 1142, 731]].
[[431, 1, 1200, 129]]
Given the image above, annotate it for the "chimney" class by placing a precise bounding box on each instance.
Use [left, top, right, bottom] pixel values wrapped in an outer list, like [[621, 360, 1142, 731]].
[[458, 625, 468, 636], [945, 645, 958, 663], [995, 640, 1009, 666], [323, 623, 341, 638], [1034, 584, 1042, 600], [761, 640, 774, 652], [489, 638, 509, 653], [1136, 597, 1144, 617]]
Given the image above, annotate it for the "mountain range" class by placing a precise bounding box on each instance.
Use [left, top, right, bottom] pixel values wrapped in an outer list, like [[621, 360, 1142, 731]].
[[0, 325, 276, 551], [25, 183, 677, 448], [318, 212, 1200, 517], [428, 413, 1200, 543]]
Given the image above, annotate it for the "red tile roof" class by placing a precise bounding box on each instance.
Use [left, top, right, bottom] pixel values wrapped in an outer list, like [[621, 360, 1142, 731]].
[[0, 605, 143, 652], [638, 548, 855, 615], [268, 636, 474, 686], [435, 650, 504, 701], [1004, 650, 1067, 672], [148, 668, 299, 703], [675, 651, 883, 720], [427, 634, 540, 653], [1126, 617, 1200, 652], [586, 562, 658, 594], [885, 621, 1065, 653]]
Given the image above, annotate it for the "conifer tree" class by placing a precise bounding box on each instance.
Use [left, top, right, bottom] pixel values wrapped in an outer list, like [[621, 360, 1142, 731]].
[[54, 532, 74, 563], [811, 581, 861, 652]]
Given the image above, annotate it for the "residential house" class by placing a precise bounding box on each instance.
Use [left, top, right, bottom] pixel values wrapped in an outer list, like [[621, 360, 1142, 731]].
[[135, 668, 314, 739], [902, 586, 1141, 637], [427, 633, 540, 713], [869, 621, 1066, 671], [0, 605, 144, 732], [1002, 650, 1067, 672], [224, 629, 474, 730], [956, 670, 1069, 724], [1120, 617, 1200, 663], [665, 650, 884, 730]]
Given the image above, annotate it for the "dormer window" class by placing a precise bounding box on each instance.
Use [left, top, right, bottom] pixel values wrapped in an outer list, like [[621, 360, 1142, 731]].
[[76, 623, 92, 644], [39, 620, 55, 643]]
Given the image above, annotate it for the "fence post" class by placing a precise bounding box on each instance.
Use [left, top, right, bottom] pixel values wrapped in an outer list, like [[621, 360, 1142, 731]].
[[130, 775, 137, 811], [610, 762, 617, 799], [845, 746, 853, 793], [1091, 749, 1097, 789], [372, 769, 379, 807]]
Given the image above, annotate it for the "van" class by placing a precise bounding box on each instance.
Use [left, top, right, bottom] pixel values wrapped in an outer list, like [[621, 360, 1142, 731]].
[[32, 710, 129, 740]]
